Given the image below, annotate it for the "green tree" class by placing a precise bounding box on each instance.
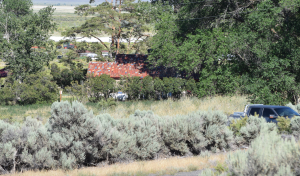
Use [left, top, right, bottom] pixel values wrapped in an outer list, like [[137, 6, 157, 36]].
[[64, 0, 150, 54], [141, 76, 154, 100], [0, 73, 58, 105], [125, 76, 142, 100], [163, 77, 173, 99], [154, 77, 164, 100], [184, 79, 197, 97], [0, 0, 56, 80], [146, 0, 300, 104], [90, 74, 115, 102]]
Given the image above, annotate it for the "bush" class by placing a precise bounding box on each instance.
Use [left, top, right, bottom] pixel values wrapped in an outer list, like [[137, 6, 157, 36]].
[[97, 98, 116, 111], [277, 116, 292, 134], [159, 110, 234, 155], [0, 117, 53, 173], [227, 129, 300, 175], [47, 101, 101, 169], [291, 116, 300, 138], [285, 102, 300, 113], [0, 101, 237, 171], [229, 116, 248, 136], [235, 116, 277, 146], [0, 74, 58, 105]]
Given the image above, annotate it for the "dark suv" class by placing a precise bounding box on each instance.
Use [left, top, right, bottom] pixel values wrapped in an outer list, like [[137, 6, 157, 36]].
[[229, 105, 300, 123]]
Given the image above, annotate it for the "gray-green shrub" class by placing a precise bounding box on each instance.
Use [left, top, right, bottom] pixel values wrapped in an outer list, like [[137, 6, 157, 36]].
[[291, 116, 300, 139], [235, 116, 276, 145], [47, 101, 101, 169], [285, 102, 300, 113], [0, 117, 53, 174], [0, 101, 237, 171], [228, 128, 300, 175]]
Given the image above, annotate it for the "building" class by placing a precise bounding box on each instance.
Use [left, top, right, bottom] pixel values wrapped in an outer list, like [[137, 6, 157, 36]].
[[87, 54, 185, 79], [0, 68, 8, 78]]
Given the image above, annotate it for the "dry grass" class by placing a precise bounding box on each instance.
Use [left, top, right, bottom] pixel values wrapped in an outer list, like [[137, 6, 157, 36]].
[[9, 152, 230, 176], [0, 61, 5, 69], [32, 5, 76, 14], [94, 95, 248, 119], [0, 96, 248, 123]]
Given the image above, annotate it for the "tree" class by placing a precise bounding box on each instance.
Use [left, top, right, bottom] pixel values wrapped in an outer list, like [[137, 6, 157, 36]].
[[0, 0, 56, 80], [124, 76, 142, 100], [141, 76, 154, 99], [154, 77, 164, 100], [64, 0, 150, 54], [90, 74, 115, 102], [0, 73, 58, 105], [146, 0, 300, 104]]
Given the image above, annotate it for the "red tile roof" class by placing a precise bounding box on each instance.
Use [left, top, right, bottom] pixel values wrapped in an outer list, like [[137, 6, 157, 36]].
[[88, 54, 150, 79], [0, 68, 8, 78], [87, 54, 185, 79], [88, 61, 150, 79]]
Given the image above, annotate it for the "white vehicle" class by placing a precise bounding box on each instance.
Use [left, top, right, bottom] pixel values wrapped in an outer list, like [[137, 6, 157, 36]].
[[110, 91, 128, 101], [87, 53, 98, 60]]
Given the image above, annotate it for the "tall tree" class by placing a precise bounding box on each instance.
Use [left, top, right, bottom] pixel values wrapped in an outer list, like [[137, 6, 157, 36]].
[[64, 0, 150, 54], [0, 0, 56, 80], [146, 0, 300, 104]]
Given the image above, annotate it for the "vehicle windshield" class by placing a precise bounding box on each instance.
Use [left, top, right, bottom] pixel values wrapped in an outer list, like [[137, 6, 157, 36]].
[[274, 108, 300, 117]]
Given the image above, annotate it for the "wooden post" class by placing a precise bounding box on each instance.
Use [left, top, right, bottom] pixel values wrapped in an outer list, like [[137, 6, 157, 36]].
[[59, 90, 63, 102]]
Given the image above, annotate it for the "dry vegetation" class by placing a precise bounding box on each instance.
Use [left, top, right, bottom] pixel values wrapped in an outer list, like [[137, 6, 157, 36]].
[[0, 95, 248, 123], [94, 95, 249, 119], [9, 152, 229, 176], [32, 5, 76, 13]]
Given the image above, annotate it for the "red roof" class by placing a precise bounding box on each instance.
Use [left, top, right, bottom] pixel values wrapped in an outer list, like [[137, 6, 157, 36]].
[[0, 68, 8, 78], [87, 54, 183, 79], [88, 54, 150, 79], [88, 62, 149, 79]]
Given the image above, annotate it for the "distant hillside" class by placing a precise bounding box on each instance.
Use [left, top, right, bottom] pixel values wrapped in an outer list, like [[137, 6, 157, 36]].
[[32, 0, 103, 5], [32, 0, 147, 5]]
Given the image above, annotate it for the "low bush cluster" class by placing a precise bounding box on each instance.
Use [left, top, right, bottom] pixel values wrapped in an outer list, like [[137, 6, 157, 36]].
[[0, 74, 58, 105], [4, 101, 300, 174], [201, 129, 300, 176], [0, 101, 234, 173]]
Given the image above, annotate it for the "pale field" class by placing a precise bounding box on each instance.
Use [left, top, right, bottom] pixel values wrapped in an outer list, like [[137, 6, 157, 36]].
[[32, 5, 76, 14], [0, 62, 5, 69], [10, 151, 229, 176], [101, 95, 249, 119], [0, 95, 248, 123]]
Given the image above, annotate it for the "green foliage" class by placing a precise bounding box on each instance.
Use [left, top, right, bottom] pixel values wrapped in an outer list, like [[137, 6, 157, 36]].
[[290, 116, 300, 138], [0, 74, 58, 105], [0, 0, 56, 80], [89, 74, 115, 102], [228, 129, 300, 175], [153, 77, 164, 99], [50, 63, 85, 87], [229, 116, 248, 136], [98, 98, 116, 111], [277, 116, 292, 134], [235, 116, 277, 145], [0, 117, 54, 173], [215, 162, 228, 174], [47, 101, 101, 169], [145, 0, 300, 104], [141, 76, 154, 100], [64, 0, 150, 54]]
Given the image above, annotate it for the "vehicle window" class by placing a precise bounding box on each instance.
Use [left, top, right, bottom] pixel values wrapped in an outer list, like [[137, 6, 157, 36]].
[[263, 108, 275, 117], [249, 108, 261, 116], [274, 108, 300, 117]]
